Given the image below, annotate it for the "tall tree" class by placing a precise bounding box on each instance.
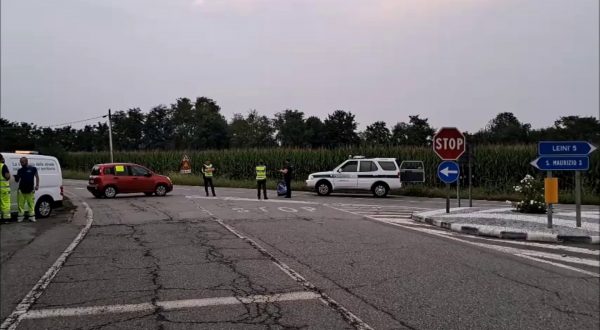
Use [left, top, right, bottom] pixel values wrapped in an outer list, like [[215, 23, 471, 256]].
[[172, 97, 195, 149], [323, 110, 360, 147], [274, 109, 306, 147], [191, 97, 229, 149], [363, 121, 391, 145], [304, 116, 325, 148], [391, 115, 435, 146], [143, 105, 175, 150], [476, 112, 531, 144], [229, 110, 276, 148], [111, 108, 145, 150]]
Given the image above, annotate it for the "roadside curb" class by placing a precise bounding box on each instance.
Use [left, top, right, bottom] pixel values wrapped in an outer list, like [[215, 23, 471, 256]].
[[411, 213, 600, 245]]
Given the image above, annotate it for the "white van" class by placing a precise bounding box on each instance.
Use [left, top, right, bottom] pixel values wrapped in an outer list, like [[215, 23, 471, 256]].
[[1, 152, 63, 218]]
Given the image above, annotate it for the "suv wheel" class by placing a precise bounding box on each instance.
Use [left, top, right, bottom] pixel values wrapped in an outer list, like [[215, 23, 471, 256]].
[[372, 183, 389, 198], [104, 186, 117, 198], [316, 181, 332, 196], [35, 196, 53, 218], [155, 184, 168, 197]]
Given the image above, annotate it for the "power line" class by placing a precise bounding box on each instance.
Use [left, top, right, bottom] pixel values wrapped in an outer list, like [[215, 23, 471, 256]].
[[47, 115, 107, 128]]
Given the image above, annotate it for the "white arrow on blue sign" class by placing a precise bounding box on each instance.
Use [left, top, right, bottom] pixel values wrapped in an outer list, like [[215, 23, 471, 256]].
[[530, 156, 589, 171], [437, 161, 460, 184], [538, 141, 597, 156]]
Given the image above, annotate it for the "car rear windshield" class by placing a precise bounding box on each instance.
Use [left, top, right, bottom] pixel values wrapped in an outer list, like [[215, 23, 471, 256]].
[[378, 161, 398, 171], [90, 166, 101, 176]]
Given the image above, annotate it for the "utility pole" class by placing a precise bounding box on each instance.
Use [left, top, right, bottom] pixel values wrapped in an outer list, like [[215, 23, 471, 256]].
[[106, 109, 114, 163]]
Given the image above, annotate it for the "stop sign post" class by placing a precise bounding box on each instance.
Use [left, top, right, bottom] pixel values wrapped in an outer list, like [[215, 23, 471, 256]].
[[433, 127, 467, 212]]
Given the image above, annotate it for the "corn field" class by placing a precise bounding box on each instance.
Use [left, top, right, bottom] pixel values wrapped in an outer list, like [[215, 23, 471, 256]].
[[62, 145, 600, 194]]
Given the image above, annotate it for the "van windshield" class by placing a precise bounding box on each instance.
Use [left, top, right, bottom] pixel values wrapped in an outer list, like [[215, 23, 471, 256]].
[[90, 166, 101, 176]]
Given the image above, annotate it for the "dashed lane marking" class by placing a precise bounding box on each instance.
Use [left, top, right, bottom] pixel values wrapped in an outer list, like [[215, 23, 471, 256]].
[[198, 206, 374, 330], [22, 291, 320, 320]]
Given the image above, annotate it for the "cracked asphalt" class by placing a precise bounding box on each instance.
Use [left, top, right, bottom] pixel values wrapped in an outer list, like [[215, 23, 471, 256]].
[[1, 180, 599, 329]]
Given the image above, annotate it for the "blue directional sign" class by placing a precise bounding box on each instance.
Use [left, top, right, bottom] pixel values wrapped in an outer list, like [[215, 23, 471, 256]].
[[538, 141, 597, 156], [530, 156, 589, 171], [437, 161, 460, 184]]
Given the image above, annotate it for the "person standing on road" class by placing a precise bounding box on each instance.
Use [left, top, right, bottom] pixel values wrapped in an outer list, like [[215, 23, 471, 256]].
[[279, 159, 294, 199], [202, 160, 216, 197], [256, 160, 268, 200], [14, 157, 39, 222], [0, 154, 12, 221]]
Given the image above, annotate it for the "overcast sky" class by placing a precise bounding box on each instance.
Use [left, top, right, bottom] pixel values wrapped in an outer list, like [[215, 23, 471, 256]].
[[1, 0, 598, 132]]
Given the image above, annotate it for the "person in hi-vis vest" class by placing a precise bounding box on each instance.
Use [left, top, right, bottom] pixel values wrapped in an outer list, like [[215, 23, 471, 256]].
[[256, 160, 268, 200], [0, 154, 12, 220], [201, 160, 216, 197]]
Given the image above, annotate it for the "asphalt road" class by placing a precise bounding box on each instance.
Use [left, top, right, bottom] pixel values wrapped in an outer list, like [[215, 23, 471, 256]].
[[1, 180, 598, 330]]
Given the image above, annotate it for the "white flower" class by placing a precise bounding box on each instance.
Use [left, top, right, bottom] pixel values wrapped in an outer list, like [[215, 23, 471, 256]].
[[530, 200, 534, 205]]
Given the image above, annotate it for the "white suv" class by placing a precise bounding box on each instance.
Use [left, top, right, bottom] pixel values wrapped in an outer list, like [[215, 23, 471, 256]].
[[306, 157, 401, 197]]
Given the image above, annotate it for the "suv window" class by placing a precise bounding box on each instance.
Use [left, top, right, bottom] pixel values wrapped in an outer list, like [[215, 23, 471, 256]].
[[340, 161, 358, 172], [103, 166, 115, 175], [90, 166, 101, 176], [359, 161, 377, 172], [114, 165, 129, 176], [131, 166, 149, 176], [378, 161, 397, 171]]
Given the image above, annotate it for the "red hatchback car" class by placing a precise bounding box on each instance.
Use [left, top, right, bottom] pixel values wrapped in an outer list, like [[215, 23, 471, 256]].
[[87, 163, 173, 198]]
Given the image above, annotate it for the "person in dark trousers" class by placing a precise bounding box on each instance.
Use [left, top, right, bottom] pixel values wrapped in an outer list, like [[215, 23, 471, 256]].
[[256, 160, 268, 200], [14, 157, 39, 222], [279, 159, 293, 198], [201, 160, 216, 197]]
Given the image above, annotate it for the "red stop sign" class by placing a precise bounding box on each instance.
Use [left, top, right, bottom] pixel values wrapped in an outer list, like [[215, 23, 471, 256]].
[[433, 127, 466, 160]]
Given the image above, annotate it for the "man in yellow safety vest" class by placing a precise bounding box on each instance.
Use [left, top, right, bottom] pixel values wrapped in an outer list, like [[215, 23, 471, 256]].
[[202, 160, 216, 197], [0, 154, 12, 221], [256, 160, 268, 200]]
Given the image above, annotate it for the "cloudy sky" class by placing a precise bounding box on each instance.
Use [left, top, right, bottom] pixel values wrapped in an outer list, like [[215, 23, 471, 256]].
[[1, 0, 598, 132]]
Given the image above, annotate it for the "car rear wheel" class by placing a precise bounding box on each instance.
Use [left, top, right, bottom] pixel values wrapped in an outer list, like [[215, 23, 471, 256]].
[[103, 186, 117, 198], [316, 181, 332, 196], [155, 184, 168, 197], [372, 183, 389, 198], [35, 196, 53, 218]]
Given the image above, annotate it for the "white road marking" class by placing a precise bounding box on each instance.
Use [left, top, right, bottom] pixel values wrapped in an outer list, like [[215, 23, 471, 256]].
[[278, 207, 298, 213], [259, 207, 269, 213], [449, 233, 600, 256], [327, 205, 600, 278], [301, 207, 316, 212], [186, 195, 318, 205], [198, 206, 374, 330], [1, 198, 95, 330], [22, 291, 320, 320]]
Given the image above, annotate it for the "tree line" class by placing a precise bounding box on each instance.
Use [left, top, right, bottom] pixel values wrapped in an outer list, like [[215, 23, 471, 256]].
[[1, 96, 599, 153]]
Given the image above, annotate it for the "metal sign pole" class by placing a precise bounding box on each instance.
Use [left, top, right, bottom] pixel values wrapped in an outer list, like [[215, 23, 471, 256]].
[[547, 170, 553, 228], [468, 144, 473, 207], [446, 183, 450, 213], [457, 178, 461, 207], [108, 109, 114, 163], [575, 171, 581, 227]]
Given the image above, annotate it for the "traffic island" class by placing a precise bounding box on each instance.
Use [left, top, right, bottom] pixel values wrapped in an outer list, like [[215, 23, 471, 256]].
[[412, 207, 600, 244]]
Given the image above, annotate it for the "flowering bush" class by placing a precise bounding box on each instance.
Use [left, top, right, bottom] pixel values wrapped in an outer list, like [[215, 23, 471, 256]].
[[511, 174, 547, 214]]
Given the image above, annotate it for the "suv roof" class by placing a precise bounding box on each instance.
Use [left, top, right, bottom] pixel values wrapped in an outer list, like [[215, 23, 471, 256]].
[[347, 157, 397, 161]]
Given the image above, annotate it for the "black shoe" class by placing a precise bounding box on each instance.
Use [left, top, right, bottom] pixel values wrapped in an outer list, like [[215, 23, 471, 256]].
[[264, 197, 268, 200]]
